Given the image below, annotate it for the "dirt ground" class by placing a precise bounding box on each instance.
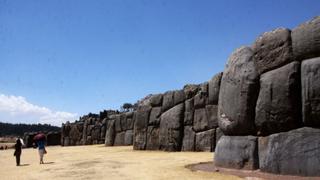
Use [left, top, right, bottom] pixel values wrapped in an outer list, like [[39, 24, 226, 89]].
[[0, 145, 242, 180]]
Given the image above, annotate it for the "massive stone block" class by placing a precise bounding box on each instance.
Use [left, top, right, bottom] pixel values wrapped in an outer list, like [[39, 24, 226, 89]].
[[133, 105, 151, 150], [115, 115, 123, 132], [195, 129, 215, 152], [193, 105, 217, 132], [124, 130, 133, 145], [194, 82, 209, 108], [159, 103, 184, 151], [105, 120, 115, 146], [218, 47, 259, 135], [114, 131, 125, 146], [302, 57, 320, 127], [149, 107, 162, 126], [208, 72, 222, 105], [149, 94, 163, 107], [259, 127, 320, 176], [181, 126, 195, 151], [146, 126, 160, 150], [162, 91, 175, 112], [174, 90, 185, 105], [214, 136, 259, 170], [252, 28, 293, 74], [292, 16, 320, 60], [255, 61, 302, 135], [184, 98, 194, 125], [69, 125, 81, 145]]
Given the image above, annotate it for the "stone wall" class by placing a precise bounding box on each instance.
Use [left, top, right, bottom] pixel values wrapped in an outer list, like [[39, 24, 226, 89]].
[[23, 131, 61, 147], [214, 16, 320, 176], [133, 73, 222, 152]]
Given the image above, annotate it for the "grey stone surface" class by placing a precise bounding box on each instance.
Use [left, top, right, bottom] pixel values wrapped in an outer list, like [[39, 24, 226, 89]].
[[214, 136, 259, 170], [115, 114, 122, 132], [184, 98, 194, 125], [124, 130, 133, 145], [133, 105, 151, 150], [255, 61, 302, 135], [181, 126, 195, 151], [252, 28, 293, 74], [259, 127, 320, 176], [162, 91, 175, 112], [174, 90, 186, 105], [114, 131, 125, 146], [215, 128, 224, 146], [149, 94, 163, 107], [105, 120, 115, 146], [195, 129, 215, 152], [218, 47, 259, 135], [208, 72, 222, 104], [302, 57, 320, 127], [193, 106, 217, 132], [159, 103, 184, 151], [149, 107, 162, 126], [292, 16, 320, 60], [146, 126, 160, 150]]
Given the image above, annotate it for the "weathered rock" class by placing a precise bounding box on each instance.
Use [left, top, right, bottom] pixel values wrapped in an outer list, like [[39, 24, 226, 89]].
[[133, 105, 151, 150], [214, 136, 259, 170], [181, 126, 195, 151], [292, 16, 320, 60], [255, 61, 302, 135], [253, 28, 293, 74], [162, 91, 175, 112], [146, 126, 160, 150], [208, 72, 222, 104], [194, 82, 209, 108], [114, 131, 125, 146], [159, 103, 184, 151], [195, 129, 215, 152], [69, 125, 81, 145], [218, 47, 259, 135], [302, 57, 320, 127], [149, 107, 162, 126], [183, 84, 199, 99], [100, 125, 106, 139], [124, 130, 133, 145], [115, 115, 122, 132], [193, 106, 217, 132], [105, 120, 115, 146], [259, 127, 320, 176], [126, 118, 134, 130], [91, 126, 101, 141], [205, 105, 218, 128], [184, 98, 194, 125], [149, 94, 163, 107], [174, 90, 185, 105]]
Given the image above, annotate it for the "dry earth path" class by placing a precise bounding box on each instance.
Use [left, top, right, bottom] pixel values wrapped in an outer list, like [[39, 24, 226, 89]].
[[0, 145, 240, 180]]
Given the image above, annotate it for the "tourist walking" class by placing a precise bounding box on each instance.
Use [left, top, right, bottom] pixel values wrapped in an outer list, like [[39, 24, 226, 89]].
[[37, 139, 46, 164], [13, 139, 22, 166]]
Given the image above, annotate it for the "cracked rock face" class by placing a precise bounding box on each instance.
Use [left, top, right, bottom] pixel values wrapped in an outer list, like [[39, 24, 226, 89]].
[[218, 46, 259, 135]]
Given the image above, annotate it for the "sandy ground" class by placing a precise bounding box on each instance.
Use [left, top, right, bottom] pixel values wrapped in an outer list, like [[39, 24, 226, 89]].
[[0, 145, 241, 180]]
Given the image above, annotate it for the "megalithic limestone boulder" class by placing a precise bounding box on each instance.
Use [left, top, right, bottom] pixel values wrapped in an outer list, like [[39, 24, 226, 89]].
[[259, 127, 320, 176], [146, 126, 160, 150], [181, 126, 195, 151], [208, 72, 222, 105], [159, 103, 184, 151], [105, 120, 115, 146], [292, 16, 320, 60], [252, 28, 293, 74], [133, 105, 151, 150], [255, 61, 302, 135], [214, 135, 259, 170], [218, 46, 259, 135], [302, 57, 320, 127], [195, 129, 215, 152]]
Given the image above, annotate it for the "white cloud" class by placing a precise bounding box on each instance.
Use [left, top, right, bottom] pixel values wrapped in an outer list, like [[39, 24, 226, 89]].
[[0, 94, 77, 126]]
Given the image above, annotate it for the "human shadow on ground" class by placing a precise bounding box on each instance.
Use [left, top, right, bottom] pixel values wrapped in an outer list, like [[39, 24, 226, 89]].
[[43, 162, 55, 165], [19, 164, 30, 166]]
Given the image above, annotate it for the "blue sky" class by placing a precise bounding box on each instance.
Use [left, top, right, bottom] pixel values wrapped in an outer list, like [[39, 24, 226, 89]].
[[0, 0, 319, 126]]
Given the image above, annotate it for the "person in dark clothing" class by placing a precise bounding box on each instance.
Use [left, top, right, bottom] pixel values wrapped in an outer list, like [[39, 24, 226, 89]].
[[14, 139, 22, 166]]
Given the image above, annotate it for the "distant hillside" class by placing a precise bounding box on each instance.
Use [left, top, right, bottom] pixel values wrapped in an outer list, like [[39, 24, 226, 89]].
[[0, 122, 61, 137]]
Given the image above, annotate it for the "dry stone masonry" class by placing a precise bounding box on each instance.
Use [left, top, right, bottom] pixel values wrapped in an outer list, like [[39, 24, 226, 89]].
[[215, 16, 320, 176], [61, 16, 320, 177]]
